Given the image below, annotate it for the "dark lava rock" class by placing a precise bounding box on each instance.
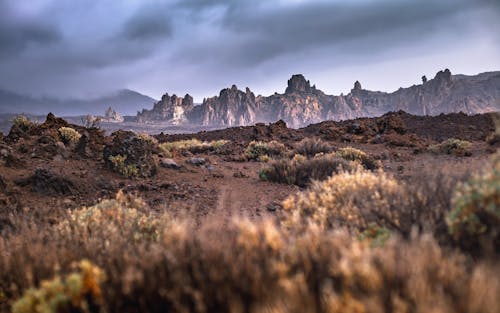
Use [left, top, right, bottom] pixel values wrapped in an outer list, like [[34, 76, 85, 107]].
[[376, 112, 406, 135], [0, 175, 6, 192], [16, 168, 79, 196], [103, 130, 158, 177], [75, 128, 105, 159]]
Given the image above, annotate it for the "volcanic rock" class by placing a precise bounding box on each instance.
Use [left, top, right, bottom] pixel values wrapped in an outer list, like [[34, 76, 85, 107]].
[[103, 131, 158, 177]]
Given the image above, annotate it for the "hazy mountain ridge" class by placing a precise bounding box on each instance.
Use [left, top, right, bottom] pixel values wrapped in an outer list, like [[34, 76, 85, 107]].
[[137, 69, 500, 128], [0, 89, 156, 116]]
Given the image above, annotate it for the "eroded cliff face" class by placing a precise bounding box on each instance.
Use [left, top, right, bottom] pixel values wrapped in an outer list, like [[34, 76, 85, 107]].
[[188, 85, 257, 127], [137, 93, 193, 124], [136, 70, 500, 127]]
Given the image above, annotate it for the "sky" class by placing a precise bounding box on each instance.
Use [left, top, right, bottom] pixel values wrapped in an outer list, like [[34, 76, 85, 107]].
[[0, 0, 499, 102]]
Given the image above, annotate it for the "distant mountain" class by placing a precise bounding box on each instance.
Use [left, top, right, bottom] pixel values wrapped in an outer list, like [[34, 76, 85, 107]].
[[137, 69, 500, 128], [0, 89, 156, 116]]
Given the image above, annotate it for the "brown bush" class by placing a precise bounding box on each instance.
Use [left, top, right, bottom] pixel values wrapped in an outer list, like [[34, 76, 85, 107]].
[[1, 204, 499, 313], [259, 154, 353, 187], [293, 138, 332, 157]]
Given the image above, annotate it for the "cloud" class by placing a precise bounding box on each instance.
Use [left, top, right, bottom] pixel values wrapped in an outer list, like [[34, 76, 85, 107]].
[[0, 0, 498, 101], [121, 4, 173, 41], [0, 0, 61, 58]]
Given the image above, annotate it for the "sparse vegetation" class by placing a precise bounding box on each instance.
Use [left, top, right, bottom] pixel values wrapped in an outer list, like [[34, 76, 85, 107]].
[[1, 190, 499, 313], [135, 133, 158, 146], [245, 140, 287, 161], [282, 168, 406, 233], [108, 154, 139, 178], [259, 153, 353, 187], [429, 138, 472, 156], [159, 139, 229, 157], [335, 146, 380, 169], [1, 112, 499, 313], [294, 137, 332, 157], [11, 115, 34, 131], [447, 155, 500, 254], [12, 260, 105, 313], [58, 127, 81, 144]]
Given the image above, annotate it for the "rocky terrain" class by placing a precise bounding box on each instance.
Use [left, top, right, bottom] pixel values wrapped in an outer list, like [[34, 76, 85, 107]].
[[0, 111, 496, 224], [1, 111, 499, 313], [137, 69, 500, 128]]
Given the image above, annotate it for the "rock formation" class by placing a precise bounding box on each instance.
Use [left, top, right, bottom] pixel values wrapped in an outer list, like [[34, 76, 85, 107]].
[[135, 69, 500, 128], [137, 93, 193, 125], [102, 107, 124, 123]]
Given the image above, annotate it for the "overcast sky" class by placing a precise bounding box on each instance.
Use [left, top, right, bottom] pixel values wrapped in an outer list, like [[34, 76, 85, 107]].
[[0, 0, 499, 102]]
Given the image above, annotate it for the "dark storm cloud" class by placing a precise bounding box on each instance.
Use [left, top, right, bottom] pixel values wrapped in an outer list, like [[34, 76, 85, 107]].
[[121, 5, 173, 41], [0, 0, 498, 101], [171, 0, 490, 66], [0, 1, 60, 58]]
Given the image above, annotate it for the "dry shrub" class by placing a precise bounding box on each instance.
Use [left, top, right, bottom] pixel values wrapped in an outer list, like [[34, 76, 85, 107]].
[[159, 139, 229, 157], [12, 260, 105, 313], [282, 168, 407, 233], [294, 138, 332, 157], [58, 127, 81, 145], [429, 138, 472, 156], [11, 115, 34, 131], [447, 155, 500, 254], [259, 154, 353, 187], [58, 191, 169, 242], [335, 146, 380, 170], [1, 212, 499, 313], [245, 140, 287, 161], [135, 133, 158, 146]]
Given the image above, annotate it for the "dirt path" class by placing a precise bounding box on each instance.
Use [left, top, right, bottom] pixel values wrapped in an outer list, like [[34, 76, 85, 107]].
[[209, 162, 298, 223]]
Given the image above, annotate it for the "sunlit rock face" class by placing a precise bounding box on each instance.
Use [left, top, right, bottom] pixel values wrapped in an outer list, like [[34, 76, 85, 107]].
[[136, 70, 500, 127]]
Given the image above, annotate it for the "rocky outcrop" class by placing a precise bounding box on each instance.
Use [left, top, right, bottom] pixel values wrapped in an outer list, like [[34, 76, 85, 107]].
[[102, 107, 124, 123], [136, 70, 500, 128], [189, 85, 257, 127], [137, 93, 193, 125]]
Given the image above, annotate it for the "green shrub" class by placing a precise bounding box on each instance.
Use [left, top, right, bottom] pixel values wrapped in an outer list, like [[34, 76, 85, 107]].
[[108, 154, 139, 178], [245, 140, 287, 161], [429, 138, 472, 156], [12, 260, 105, 313], [336, 147, 380, 170], [58, 127, 82, 145], [447, 155, 500, 253]]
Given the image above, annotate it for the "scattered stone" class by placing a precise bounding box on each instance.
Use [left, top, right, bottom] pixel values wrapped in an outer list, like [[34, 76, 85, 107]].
[[187, 157, 207, 166], [161, 158, 181, 169]]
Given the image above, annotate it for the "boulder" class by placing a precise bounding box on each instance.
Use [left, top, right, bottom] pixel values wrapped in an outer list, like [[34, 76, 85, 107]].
[[161, 158, 181, 169], [103, 131, 158, 177]]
